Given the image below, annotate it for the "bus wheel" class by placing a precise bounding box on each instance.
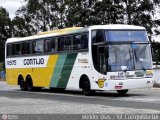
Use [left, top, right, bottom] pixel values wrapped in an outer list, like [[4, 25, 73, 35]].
[[117, 89, 128, 95], [19, 76, 27, 91], [26, 76, 34, 91], [81, 76, 95, 96]]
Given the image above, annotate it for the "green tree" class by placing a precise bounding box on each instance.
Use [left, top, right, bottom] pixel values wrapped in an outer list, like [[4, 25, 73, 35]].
[[64, 0, 124, 27], [91, 0, 124, 25], [122, 0, 160, 40], [0, 7, 12, 62], [64, 0, 84, 27], [152, 41, 160, 62], [12, 16, 35, 37], [16, 0, 60, 33]]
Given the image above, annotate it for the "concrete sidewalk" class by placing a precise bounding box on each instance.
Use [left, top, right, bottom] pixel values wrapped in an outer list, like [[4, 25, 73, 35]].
[[0, 81, 18, 91]]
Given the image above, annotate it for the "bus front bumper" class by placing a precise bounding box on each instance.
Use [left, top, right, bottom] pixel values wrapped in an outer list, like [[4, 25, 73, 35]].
[[93, 78, 154, 91]]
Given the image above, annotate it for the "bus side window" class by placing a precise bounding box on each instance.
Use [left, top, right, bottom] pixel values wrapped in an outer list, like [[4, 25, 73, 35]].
[[26, 42, 32, 54], [45, 38, 57, 53], [15, 44, 21, 55], [7, 44, 12, 56], [33, 40, 44, 53], [11, 44, 21, 55], [11, 44, 14, 55], [22, 42, 27, 54], [73, 34, 81, 50], [64, 36, 72, 51], [58, 37, 65, 51], [81, 33, 88, 49]]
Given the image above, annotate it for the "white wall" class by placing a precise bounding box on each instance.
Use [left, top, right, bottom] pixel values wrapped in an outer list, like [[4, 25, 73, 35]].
[[153, 69, 160, 84]]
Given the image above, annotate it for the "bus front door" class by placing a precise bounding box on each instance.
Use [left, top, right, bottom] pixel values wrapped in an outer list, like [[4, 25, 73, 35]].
[[98, 46, 107, 75]]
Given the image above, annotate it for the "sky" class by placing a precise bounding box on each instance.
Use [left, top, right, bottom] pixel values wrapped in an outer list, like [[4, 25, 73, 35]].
[[0, 0, 25, 19]]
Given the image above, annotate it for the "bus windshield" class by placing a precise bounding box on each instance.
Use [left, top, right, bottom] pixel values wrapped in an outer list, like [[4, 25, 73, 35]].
[[107, 44, 152, 71], [106, 31, 149, 42]]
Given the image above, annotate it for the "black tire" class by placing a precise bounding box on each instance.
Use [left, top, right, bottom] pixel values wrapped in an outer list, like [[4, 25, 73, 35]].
[[19, 78, 27, 91], [117, 89, 128, 95], [26, 76, 34, 91], [81, 76, 95, 96]]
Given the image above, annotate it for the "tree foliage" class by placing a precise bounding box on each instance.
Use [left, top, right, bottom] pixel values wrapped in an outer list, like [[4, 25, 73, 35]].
[[0, 7, 11, 62]]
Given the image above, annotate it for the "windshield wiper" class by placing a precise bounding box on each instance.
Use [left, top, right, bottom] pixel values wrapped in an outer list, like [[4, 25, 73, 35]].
[[133, 49, 146, 71]]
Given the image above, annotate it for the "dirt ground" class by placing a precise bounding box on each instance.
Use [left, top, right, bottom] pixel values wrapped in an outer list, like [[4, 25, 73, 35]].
[[0, 78, 5, 81]]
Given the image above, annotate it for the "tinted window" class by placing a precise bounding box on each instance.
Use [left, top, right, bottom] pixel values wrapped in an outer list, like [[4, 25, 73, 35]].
[[11, 43, 21, 55], [7, 44, 12, 56], [81, 33, 88, 49], [92, 30, 105, 44], [45, 38, 57, 53], [26, 42, 32, 54], [64, 36, 72, 50], [106, 31, 149, 42], [7, 43, 22, 56], [73, 35, 81, 50], [15, 44, 21, 55], [22, 42, 27, 54], [58, 37, 65, 51], [33, 40, 44, 53]]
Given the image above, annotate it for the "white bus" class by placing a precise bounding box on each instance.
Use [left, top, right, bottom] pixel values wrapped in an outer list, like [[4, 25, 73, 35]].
[[5, 24, 153, 95]]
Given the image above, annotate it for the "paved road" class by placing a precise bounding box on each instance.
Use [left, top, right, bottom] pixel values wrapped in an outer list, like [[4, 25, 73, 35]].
[[0, 81, 160, 114]]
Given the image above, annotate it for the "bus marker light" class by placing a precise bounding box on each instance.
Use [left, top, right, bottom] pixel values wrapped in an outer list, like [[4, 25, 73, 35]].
[[115, 86, 122, 89], [105, 83, 108, 87]]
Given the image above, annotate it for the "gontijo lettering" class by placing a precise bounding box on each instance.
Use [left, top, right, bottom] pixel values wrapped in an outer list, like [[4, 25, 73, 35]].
[[24, 58, 44, 65]]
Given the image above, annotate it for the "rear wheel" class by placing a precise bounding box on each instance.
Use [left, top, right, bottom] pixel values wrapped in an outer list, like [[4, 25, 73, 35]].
[[81, 76, 95, 96], [26, 76, 34, 91], [117, 89, 128, 95]]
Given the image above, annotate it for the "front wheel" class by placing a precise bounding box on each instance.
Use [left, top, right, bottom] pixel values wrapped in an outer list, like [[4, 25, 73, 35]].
[[81, 77, 95, 96], [117, 89, 128, 95]]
